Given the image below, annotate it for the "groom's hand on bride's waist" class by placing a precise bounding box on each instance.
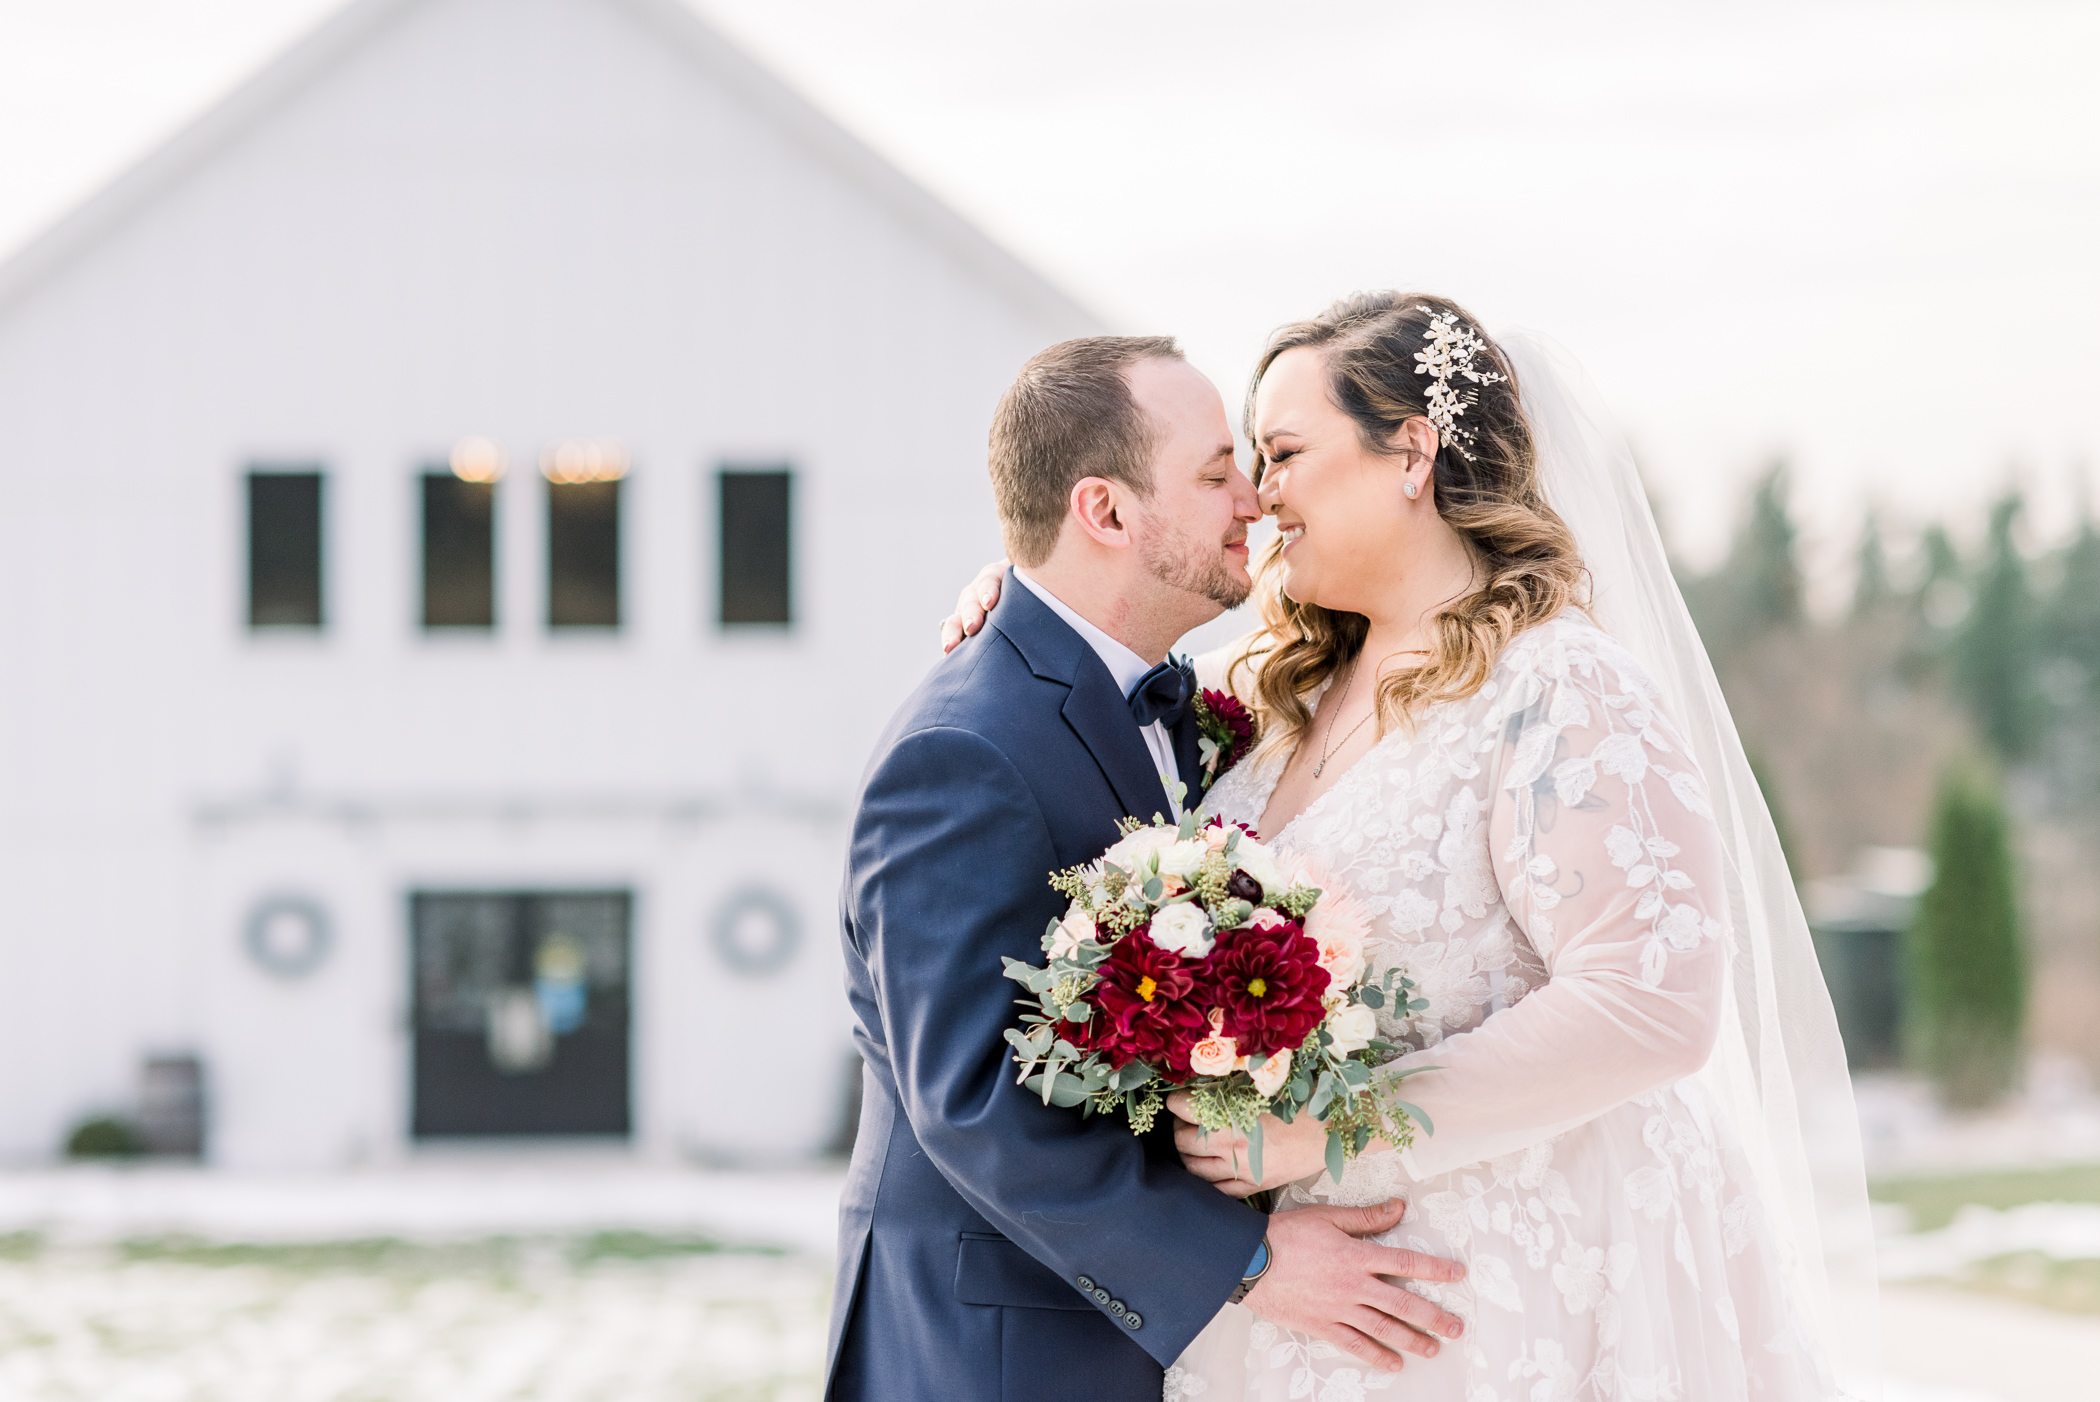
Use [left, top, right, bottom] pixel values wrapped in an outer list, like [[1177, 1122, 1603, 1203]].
[[1245, 1201, 1467, 1374]]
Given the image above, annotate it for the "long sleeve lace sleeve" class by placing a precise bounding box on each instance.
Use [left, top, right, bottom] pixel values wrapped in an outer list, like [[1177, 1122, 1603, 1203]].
[[1385, 636, 1729, 1181]]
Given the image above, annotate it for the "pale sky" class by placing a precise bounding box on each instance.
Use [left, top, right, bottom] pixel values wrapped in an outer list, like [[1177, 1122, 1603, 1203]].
[[3, 0, 2097, 583]]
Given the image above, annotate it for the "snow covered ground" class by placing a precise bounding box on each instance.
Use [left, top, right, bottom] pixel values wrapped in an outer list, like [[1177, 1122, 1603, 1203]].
[[0, 1238, 829, 1402], [0, 1159, 2094, 1401]]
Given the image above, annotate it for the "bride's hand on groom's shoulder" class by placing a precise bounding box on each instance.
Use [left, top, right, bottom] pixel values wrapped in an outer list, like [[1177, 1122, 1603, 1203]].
[[938, 560, 1008, 653], [1168, 1091, 1333, 1196]]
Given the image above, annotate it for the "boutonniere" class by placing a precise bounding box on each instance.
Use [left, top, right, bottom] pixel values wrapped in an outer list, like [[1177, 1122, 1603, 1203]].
[[1191, 688, 1257, 792]]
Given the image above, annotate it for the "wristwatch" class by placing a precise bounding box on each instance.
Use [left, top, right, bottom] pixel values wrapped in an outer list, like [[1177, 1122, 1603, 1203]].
[[1227, 1235, 1271, 1306]]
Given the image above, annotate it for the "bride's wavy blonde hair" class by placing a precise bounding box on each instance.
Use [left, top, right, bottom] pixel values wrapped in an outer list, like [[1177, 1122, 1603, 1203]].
[[1230, 292, 1590, 750]]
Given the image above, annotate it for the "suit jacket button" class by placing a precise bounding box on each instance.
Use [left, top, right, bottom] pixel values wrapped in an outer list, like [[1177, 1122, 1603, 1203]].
[[1092, 1287, 1111, 1305], [1076, 1276, 1094, 1292], [1108, 1299, 1126, 1317], [1126, 1313, 1143, 1330]]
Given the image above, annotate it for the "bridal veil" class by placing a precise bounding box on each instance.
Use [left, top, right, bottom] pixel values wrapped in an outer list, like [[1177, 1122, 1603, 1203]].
[[1500, 329, 1880, 1388]]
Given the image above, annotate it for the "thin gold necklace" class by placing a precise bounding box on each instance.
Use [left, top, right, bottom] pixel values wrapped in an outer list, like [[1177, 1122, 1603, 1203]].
[[1313, 659, 1373, 779], [1312, 648, 1432, 779]]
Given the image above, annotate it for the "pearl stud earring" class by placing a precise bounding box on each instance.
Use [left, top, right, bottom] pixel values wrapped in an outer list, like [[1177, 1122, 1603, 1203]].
[[1404, 480, 1419, 499]]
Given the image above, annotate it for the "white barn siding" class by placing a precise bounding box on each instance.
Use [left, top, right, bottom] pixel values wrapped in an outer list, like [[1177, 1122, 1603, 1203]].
[[0, 0, 1094, 1166]]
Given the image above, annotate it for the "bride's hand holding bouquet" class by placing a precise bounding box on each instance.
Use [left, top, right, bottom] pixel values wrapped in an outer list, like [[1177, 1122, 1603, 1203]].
[[1002, 807, 1431, 1190]]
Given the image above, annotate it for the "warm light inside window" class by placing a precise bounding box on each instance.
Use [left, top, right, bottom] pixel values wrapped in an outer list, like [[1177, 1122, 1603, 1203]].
[[540, 440, 629, 484], [450, 437, 504, 483]]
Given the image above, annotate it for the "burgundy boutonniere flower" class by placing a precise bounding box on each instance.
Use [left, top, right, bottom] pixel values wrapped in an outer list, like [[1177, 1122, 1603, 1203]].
[[1191, 688, 1257, 792]]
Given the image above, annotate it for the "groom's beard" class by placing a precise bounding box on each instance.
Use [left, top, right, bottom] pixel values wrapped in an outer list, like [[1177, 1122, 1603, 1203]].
[[1142, 522, 1252, 611]]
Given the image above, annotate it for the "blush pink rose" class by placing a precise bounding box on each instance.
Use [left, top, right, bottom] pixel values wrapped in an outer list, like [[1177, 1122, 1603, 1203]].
[[1188, 1034, 1239, 1077]]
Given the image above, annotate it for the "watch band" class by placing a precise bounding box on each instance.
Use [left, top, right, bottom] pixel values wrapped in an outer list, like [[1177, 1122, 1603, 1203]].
[[1227, 1234, 1271, 1306]]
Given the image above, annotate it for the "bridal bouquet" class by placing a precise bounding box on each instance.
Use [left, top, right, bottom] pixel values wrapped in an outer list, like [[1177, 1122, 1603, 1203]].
[[1003, 811, 1432, 1185]]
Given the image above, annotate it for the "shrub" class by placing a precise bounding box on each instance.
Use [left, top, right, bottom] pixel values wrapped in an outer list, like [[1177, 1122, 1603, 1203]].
[[65, 1116, 144, 1159], [1905, 761, 2027, 1107]]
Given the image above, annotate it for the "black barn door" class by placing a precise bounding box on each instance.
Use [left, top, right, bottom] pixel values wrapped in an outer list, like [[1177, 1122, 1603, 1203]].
[[411, 891, 631, 1137]]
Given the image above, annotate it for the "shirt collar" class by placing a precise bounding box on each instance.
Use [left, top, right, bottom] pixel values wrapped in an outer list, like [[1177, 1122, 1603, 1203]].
[[1011, 568, 1154, 700]]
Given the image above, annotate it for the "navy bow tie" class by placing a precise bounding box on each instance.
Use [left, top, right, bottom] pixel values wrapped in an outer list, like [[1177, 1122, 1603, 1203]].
[[1129, 656, 1197, 729]]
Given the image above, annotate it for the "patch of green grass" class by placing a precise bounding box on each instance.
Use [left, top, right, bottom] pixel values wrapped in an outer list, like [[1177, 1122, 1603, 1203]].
[[1947, 1252, 2100, 1316], [119, 1235, 455, 1273], [112, 1232, 774, 1275], [571, 1230, 747, 1263], [0, 1232, 38, 1261], [1869, 1162, 2100, 1232]]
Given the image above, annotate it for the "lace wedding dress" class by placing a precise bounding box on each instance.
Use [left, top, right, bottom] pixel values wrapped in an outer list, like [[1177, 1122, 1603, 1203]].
[[1169, 613, 1838, 1401]]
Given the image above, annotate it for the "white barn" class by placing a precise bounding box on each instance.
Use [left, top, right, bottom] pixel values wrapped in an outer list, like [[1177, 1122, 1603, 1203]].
[[0, 0, 1095, 1169]]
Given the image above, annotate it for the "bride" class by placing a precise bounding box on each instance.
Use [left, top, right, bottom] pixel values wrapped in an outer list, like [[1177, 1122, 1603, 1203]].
[[946, 293, 1875, 1400]]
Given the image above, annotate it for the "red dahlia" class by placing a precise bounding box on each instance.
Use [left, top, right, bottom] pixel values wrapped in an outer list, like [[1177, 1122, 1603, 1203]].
[[1078, 927, 1209, 1076], [1208, 922, 1330, 1057], [1195, 689, 1257, 775]]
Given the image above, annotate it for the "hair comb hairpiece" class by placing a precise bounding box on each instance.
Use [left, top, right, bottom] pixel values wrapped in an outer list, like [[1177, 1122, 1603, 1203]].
[[1413, 309, 1505, 462]]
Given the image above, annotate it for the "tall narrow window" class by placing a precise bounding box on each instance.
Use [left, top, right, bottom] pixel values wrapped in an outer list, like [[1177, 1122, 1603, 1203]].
[[719, 467, 792, 626], [547, 480, 621, 628], [422, 472, 495, 628], [248, 470, 324, 628]]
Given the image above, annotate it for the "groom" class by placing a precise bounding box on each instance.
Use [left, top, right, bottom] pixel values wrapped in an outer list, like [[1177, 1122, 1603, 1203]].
[[826, 336, 1466, 1399]]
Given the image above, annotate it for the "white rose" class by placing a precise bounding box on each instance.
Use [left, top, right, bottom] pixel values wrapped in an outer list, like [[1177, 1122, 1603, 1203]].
[[1248, 1049, 1292, 1098], [1155, 841, 1207, 880], [1105, 825, 1176, 873], [1146, 902, 1214, 958], [1326, 1003, 1380, 1057], [1233, 840, 1288, 896]]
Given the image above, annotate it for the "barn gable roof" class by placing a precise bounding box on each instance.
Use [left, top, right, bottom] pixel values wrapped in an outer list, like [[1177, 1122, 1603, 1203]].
[[0, 0, 1099, 333]]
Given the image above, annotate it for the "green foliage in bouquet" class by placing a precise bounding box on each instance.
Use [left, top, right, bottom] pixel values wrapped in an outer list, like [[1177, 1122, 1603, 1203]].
[[1004, 806, 1434, 1188]]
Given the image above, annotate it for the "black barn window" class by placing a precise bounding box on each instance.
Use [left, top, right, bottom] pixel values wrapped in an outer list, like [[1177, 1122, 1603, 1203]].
[[719, 468, 792, 626], [547, 481, 620, 628], [248, 470, 324, 628], [422, 472, 495, 628]]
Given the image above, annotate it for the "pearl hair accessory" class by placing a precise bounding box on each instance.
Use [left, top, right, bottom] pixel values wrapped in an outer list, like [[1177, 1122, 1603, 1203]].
[[1413, 309, 1506, 462]]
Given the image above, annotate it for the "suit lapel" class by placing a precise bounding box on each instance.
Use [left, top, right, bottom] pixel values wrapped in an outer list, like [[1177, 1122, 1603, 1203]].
[[987, 569, 1175, 822], [1064, 664, 1175, 822], [1171, 706, 1204, 804]]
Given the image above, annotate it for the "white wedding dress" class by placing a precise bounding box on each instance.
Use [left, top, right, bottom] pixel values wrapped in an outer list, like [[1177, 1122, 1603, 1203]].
[[1170, 612, 1839, 1401]]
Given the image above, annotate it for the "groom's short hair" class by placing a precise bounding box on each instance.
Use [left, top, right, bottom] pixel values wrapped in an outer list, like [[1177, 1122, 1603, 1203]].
[[988, 335, 1183, 566]]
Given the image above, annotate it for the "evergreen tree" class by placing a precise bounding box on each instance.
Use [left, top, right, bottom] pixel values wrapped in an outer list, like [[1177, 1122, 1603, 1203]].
[[1852, 510, 1890, 616], [1684, 462, 1804, 664], [1905, 761, 2027, 1107], [2046, 516, 2100, 707], [1896, 523, 1966, 683], [1735, 463, 1804, 631], [1746, 750, 1801, 885], [1953, 494, 2041, 759]]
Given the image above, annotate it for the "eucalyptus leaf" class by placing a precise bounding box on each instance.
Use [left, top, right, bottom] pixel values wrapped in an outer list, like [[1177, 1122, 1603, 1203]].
[[1247, 1120, 1264, 1188], [1324, 1130, 1346, 1185], [1047, 1078, 1090, 1108], [1359, 987, 1385, 1009], [1393, 1099, 1435, 1135]]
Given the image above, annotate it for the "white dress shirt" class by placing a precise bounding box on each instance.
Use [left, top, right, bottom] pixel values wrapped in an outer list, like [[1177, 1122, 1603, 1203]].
[[1011, 568, 1183, 817]]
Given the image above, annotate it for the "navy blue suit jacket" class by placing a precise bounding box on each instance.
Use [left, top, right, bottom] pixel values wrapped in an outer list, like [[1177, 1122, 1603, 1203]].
[[826, 571, 1267, 1400]]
